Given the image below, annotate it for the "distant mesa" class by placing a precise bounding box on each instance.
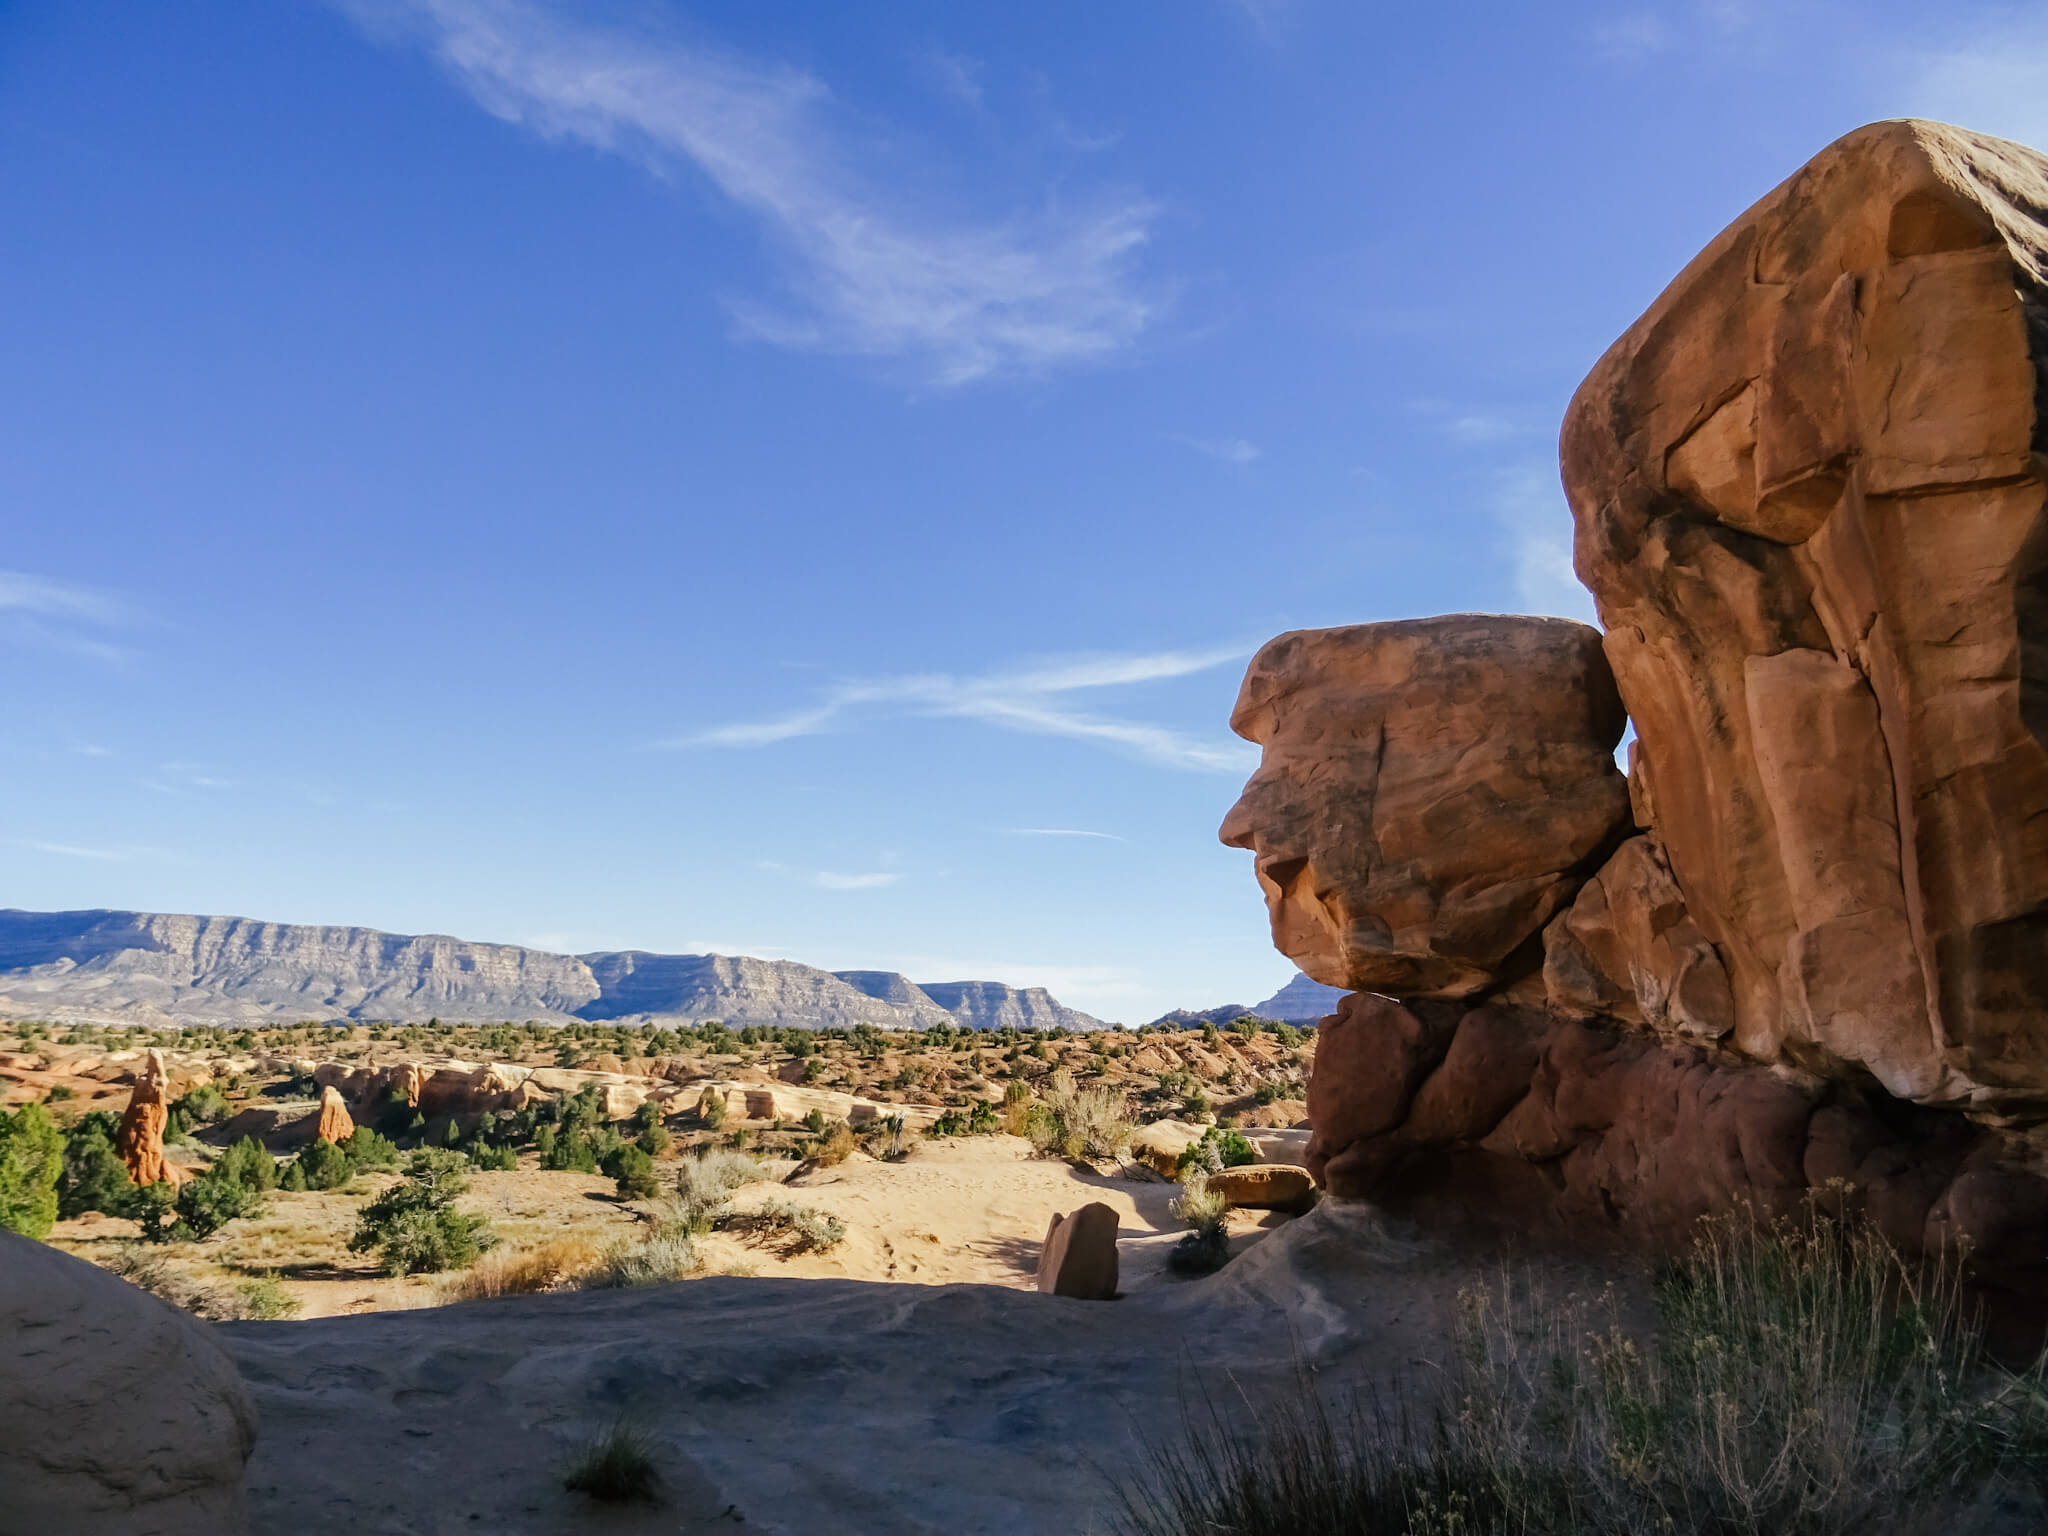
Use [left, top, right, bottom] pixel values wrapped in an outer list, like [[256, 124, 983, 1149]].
[[1149, 970, 1346, 1029], [0, 908, 1106, 1032]]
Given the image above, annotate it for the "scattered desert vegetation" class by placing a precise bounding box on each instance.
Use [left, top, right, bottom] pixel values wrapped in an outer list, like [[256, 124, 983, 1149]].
[[1117, 1210, 2048, 1536], [0, 1012, 1308, 1313]]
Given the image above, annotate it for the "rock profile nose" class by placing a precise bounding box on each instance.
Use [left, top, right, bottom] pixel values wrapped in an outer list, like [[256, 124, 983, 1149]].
[[1218, 793, 1258, 850]]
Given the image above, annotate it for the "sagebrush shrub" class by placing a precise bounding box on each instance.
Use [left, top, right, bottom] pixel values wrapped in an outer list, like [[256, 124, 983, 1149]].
[[1027, 1069, 1134, 1163]]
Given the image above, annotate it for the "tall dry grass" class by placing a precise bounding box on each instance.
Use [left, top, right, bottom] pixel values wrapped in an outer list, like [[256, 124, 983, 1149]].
[[1026, 1068, 1135, 1163], [1114, 1210, 2048, 1536], [438, 1235, 605, 1301]]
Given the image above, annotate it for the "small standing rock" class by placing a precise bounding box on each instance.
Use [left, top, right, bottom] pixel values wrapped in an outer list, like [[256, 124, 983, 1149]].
[[1036, 1202, 1120, 1299]]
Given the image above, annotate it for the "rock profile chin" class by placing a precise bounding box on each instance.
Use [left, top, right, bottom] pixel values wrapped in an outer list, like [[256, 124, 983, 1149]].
[[1225, 119, 2048, 1317]]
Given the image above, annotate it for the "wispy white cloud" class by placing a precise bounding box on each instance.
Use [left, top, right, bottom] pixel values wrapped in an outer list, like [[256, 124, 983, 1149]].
[[139, 762, 234, 795], [344, 0, 1162, 386], [0, 570, 137, 663], [1169, 433, 1262, 465], [923, 49, 985, 112], [26, 840, 128, 862], [1007, 827, 1127, 841], [815, 871, 900, 890], [679, 645, 1258, 774], [1910, 18, 2048, 151], [1228, 0, 1294, 42], [755, 859, 905, 892], [1591, 12, 1673, 59], [1497, 463, 1598, 625]]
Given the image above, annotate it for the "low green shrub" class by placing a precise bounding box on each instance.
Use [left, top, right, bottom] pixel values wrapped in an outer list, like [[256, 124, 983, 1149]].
[[347, 1148, 495, 1275], [1176, 1127, 1255, 1178], [0, 1101, 63, 1238], [213, 1136, 278, 1193], [341, 1126, 399, 1171], [172, 1083, 231, 1127], [58, 1114, 135, 1220], [134, 1163, 266, 1243], [291, 1136, 354, 1190], [604, 1142, 661, 1201]]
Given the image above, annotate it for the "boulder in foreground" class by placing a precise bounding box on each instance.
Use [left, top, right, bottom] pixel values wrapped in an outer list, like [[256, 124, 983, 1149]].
[[1, 1230, 258, 1535]]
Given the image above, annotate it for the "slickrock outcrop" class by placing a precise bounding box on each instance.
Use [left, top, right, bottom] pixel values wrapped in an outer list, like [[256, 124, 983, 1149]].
[[1, 1230, 259, 1534], [1036, 1202, 1121, 1299], [115, 1046, 181, 1186], [1563, 119, 2048, 1109], [1204, 1164, 1318, 1213], [1221, 615, 1631, 998], [1228, 120, 2048, 1307], [311, 1085, 353, 1144]]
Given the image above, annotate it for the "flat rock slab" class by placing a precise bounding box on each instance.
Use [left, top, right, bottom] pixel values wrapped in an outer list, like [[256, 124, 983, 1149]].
[[221, 1203, 1552, 1536]]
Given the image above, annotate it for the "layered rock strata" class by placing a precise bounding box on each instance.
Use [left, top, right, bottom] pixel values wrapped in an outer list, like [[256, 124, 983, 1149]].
[[1228, 120, 2048, 1306]]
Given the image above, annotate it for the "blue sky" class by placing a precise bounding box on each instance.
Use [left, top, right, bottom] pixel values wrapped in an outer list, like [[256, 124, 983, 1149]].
[[3, 1, 2043, 1022]]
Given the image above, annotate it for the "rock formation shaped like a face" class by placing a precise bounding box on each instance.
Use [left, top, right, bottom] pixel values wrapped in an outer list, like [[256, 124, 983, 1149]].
[[1220, 615, 1633, 998], [1563, 119, 2048, 1108]]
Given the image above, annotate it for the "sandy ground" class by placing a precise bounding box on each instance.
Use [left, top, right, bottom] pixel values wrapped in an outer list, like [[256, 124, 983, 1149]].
[[224, 1200, 1573, 1536], [710, 1137, 1288, 1290], [50, 1136, 1290, 1317]]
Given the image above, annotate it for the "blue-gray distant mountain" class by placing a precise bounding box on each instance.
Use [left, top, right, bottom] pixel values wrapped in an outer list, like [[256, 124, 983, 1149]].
[[1148, 971, 1346, 1029], [0, 909, 1107, 1032], [1253, 971, 1346, 1022]]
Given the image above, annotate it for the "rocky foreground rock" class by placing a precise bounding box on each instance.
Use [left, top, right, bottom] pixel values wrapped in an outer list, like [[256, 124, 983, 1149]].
[[1, 1230, 258, 1535], [1228, 120, 2048, 1312]]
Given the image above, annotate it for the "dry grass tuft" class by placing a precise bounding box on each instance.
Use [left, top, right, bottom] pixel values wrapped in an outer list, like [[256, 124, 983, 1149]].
[[439, 1235, 604, 1301], [1116, 1210, 2048, 1536]]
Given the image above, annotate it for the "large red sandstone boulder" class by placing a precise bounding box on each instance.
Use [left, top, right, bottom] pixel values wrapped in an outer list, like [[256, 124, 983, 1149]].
[[1, 1231, 259, 1533], [1304, 993, 2046, 1303], [1220, 615, 1631, 998], [1563, 119, 2048, 1109]]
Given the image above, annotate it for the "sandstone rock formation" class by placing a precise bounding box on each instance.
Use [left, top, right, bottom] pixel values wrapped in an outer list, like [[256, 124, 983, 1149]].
[[311, 1085, 353, 1144], [1562, 119, 2048, 1111], [1204, 1164, 1317, 1214], [1227, 120, 2048, 1307], [1036, 1202, 1120, 1299], [115, 1047, 181, 1187], [1221, 615, 1631, 999], [1, 1229, 258, 1534]]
